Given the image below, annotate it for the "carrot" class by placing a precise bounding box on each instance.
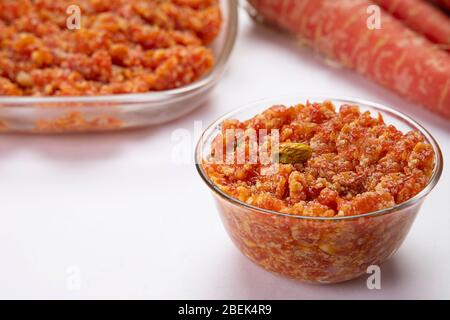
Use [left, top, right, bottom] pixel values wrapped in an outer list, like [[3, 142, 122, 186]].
[[249, 0, 450, 119], [373, 0, 450, 50]]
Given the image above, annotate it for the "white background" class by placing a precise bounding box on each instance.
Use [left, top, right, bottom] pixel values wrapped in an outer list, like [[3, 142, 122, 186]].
[[0, 10, 449, 299]]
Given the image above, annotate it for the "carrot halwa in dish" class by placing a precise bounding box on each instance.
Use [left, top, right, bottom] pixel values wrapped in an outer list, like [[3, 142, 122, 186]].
[[201, 101, 437, 283], [0, 0, 221, 96], [204, 101, 435, 217]]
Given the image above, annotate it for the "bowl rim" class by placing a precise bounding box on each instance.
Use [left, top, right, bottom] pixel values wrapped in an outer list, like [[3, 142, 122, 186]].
[[0, 0, 238, 106], [195, 95, 444, 221]]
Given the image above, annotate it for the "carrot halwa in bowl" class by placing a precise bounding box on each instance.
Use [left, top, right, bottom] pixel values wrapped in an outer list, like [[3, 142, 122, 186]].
[[0, 0, 238, 132], [196, 96, 443, 284]]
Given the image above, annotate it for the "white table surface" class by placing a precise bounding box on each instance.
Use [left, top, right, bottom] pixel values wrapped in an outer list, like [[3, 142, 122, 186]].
[[0, 10, 449, 300]]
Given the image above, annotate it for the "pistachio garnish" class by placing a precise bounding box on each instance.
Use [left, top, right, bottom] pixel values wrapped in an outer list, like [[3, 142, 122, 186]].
[[275, 142, 313, 164]]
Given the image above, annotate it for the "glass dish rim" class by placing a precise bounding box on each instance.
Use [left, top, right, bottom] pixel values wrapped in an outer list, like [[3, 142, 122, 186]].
[[195, 95, 444, 221], [0, 0, 238, 106]]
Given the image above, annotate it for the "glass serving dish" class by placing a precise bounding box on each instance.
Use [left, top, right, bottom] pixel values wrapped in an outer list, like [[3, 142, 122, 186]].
[[196, 95, 443, 284], [0, 0, 238, 133]]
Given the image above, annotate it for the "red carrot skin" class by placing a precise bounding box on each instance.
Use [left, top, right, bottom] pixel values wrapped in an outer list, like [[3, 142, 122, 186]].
[[373, 0, 450, 50], [249, 0, 450, 119]]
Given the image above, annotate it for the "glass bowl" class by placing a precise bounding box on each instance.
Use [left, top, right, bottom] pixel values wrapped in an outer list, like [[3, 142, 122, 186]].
[[0, 0, 238, 133], [195, 95, 443, 284]]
